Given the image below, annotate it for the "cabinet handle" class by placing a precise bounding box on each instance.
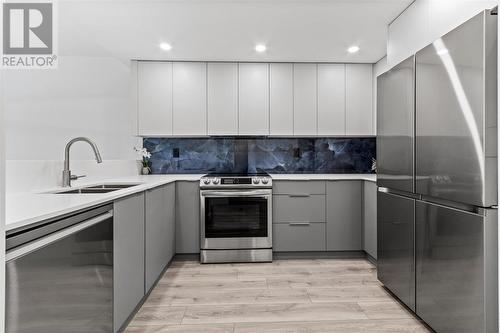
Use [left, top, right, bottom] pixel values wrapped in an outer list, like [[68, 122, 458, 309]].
[[289, 222, 310, 226], [289, 194, 310, 198], [391, 221, 405, 225]]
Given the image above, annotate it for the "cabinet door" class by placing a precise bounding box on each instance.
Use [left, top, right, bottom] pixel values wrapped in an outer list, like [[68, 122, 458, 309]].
[[114, 193, 145, 332], [173, 62, 207, 135], [363, 181, 377, 259], [273, 195, 326, 223], [326, 181, 362, 251], [318, 64, 345, 135], [238, 63, 269, 135], [165, 182, 176, 263], [346, 64, 373, 135], [145, 185, 170, 292], [293, 64, 317, 135], [137, 61, 173, 135], [176, 181, 200, 253], [207, 63, 238, 135], [270, 63, 293, 135], [274, 223, 326, 252]]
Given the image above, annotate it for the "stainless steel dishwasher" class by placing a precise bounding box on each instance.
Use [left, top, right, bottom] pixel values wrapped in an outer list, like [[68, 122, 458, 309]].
[[6, 204, 114, 333]]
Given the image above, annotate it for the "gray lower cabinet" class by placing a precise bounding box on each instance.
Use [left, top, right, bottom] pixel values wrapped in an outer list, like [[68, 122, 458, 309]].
[[273, 194, 325, 223], [272, 180, 326, 252], [145, 184, 175, 292], [274, 223, 326, 252], [165, 183, 176, 263], [176, 181, 200, 253], [363, 181, 377, 258], [326, 181, 362, 251], [113, 193, 145, 332], [273, 180, 326, 195]]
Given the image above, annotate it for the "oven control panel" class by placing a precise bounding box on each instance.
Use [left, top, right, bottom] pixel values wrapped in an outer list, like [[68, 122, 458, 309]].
[[222, 177, 252, 185], [200, 176, 272, 188]]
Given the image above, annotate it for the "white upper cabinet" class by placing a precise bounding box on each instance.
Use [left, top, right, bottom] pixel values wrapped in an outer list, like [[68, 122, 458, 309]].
[[207, 63, 238, 135], [269, 63, 293, 136], [238, 63, 269, 135], [293, 64, 317, 136], [318, 64, 346, 135], [137, 62, 173, 136], [172, 62, 207, 136], [136, 61, 373, 137], [345, 64, 373, 136]]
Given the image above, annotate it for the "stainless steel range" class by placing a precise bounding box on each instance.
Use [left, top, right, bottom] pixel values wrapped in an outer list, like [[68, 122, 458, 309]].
[[200, 173, 272, 263]]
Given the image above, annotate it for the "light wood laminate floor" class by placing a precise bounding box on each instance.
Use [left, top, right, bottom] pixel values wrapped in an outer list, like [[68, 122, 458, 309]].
[[125, 259, 432, 333]]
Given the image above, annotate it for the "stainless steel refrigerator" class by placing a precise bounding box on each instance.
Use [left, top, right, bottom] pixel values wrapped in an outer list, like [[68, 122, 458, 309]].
[[377, 9, 498, 333]]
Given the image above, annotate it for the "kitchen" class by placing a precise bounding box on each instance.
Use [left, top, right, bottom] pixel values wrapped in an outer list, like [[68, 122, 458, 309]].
[[0, 0, 498, 332]]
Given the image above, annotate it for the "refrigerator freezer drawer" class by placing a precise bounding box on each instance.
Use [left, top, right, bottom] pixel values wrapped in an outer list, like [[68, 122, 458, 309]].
[[416, 201, 498, 333], [377, 191, 415, 311], [377, 55, 415, 193], [415, 10, 497, 207]]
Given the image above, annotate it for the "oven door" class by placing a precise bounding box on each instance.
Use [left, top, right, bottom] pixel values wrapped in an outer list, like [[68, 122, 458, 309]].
[[200, 189, 272, 249]]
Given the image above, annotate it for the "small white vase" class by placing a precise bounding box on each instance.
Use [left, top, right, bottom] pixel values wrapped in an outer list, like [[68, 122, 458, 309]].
[[141, 167, 150, 175]]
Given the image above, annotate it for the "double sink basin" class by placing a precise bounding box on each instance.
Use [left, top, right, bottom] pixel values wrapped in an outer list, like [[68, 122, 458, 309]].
[[52, 183, 141, 194]]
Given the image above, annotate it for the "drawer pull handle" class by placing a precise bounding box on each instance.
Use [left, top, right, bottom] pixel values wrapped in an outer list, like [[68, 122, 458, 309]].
[[289, 222, 310, 226], [289, 194, 310, 197]]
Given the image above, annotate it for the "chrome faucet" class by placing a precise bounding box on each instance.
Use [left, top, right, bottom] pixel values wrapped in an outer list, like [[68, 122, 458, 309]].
[[62, 137, 102, 187]]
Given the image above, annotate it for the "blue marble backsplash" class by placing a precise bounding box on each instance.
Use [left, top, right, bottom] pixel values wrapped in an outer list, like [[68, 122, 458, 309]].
[[143, 137, 376, 174]]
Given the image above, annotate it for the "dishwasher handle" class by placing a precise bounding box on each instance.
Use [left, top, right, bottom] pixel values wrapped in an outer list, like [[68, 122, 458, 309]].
[[6, 211, 113, 262]]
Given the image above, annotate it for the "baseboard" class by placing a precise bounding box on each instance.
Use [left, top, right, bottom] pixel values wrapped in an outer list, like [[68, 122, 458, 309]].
[[273, 251, 366, 260], [173, 251, 376, 262], [174, 253, 200, 261], [365, 252, 377, 265]]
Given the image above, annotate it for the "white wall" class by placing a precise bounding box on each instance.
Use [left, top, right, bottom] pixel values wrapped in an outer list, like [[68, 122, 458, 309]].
[[0, 55, 6, 333], [4, 56, 141, 192], [387, 0, 497, 68], [0, 1, 6, 327]]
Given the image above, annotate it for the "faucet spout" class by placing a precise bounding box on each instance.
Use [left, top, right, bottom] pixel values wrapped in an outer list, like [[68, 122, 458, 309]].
[[62, 137, 102, 187]]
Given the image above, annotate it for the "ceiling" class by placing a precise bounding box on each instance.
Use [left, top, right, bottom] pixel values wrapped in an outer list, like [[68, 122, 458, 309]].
[[59, 0, 414, 63]]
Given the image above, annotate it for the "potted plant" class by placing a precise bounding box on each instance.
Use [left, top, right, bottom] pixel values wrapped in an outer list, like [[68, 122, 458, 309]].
[[134, 147, 152, 175]]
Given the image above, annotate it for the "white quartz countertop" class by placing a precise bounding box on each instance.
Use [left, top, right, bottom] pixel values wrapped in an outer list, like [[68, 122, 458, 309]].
[[271, 174, 376, 182], [6, 175, 203, 232], [6, 173, 376, 231]]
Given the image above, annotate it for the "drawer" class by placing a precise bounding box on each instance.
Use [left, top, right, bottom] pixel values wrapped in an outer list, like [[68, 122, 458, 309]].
[[273, 181, 326, 195], [273, 195, 325, 223], [274, 222, 326, 252]]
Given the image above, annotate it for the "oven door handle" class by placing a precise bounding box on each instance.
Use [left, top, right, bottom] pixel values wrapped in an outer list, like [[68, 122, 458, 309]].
[[201, 190, 271, 197]]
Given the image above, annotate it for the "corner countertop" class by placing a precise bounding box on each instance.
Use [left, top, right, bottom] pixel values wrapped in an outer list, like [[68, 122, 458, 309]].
[[6, 173, 376, 232], [270, 174, 376, 182]]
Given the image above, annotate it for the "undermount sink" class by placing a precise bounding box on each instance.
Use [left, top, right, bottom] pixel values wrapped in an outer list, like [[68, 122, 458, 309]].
[[52, 183, 141, 194], [86, 184, 140, 189]]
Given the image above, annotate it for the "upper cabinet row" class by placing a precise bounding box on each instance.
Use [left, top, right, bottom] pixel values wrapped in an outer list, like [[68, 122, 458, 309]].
[[134, 61, 374, 136]]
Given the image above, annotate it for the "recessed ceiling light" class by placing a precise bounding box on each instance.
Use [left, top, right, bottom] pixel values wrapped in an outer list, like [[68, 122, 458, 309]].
[[255, 44, 267, 53], [347, 45, 360, 54], [159, 42, 172, 51]]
